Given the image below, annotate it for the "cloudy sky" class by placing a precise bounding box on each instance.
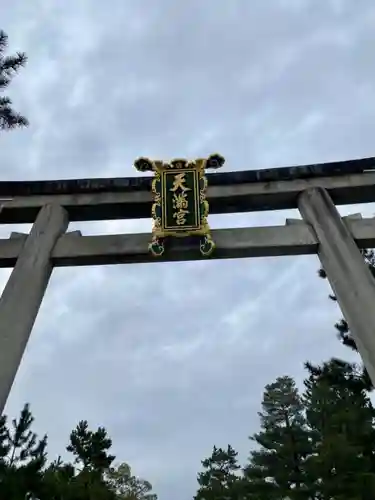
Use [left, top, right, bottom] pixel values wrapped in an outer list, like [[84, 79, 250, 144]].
[[1, 0, 375, 498]]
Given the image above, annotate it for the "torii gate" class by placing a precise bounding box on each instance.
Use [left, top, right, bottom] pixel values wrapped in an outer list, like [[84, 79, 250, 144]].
[[1, 155, 375, 414]]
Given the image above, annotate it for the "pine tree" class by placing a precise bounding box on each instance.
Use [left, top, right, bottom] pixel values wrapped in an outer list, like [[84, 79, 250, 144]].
[[303, 359, 375, 500], [40, 456, 76, 500], [105, 462, 157, 500], [243, 376, 312, 500], [0, 403, 47, 499], [194, 445, 242, 500], [67, 420, 115, 474], [0, 414, 10, 471], [0, 30, 28, 130], [0, 406, 157, 499], [65, 420, 116, 500]]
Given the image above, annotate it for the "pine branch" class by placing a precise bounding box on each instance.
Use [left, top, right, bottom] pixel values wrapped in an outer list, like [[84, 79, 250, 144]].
[[0, 52, 27, 88], [0, 30, 28, 129], [0, 102, 29, 129], [0, 31, 8, 54], [0, 96, 11, 105], [317, 268, 326, 279]]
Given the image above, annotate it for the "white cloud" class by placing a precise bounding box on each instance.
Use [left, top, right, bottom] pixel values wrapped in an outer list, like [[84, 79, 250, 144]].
[[0, 1, 374, 499]]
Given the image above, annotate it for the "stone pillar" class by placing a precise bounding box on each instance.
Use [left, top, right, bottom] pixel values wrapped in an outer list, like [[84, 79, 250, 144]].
[[0, 204, 68, 415], [298, 187, 375, 385]]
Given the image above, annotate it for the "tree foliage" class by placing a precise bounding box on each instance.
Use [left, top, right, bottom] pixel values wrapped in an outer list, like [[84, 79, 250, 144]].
[[0, 30, 28, 130], [195, 249, 375, 499], [0, 405, 157, 500], [67, 419, 115, 474], [303, 359, 375, 499], [0, 403, 47, 499], [244, 376, 312, 500], [195, 365, 375, 499], [194, 445, 242, 500], [106, 462, 157, 500]]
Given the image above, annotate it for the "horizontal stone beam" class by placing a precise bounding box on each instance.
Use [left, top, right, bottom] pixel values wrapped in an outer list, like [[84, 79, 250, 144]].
[[0, 218, 374, 267], [0, 171, 375, 223], [1, 156, 374, 197]]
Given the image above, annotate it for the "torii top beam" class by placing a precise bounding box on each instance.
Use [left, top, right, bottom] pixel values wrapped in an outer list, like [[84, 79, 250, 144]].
[[0, 156, 374, 224]]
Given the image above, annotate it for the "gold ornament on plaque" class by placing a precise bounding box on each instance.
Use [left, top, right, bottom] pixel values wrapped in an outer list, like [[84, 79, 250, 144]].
[[133, 154, 225, 257]]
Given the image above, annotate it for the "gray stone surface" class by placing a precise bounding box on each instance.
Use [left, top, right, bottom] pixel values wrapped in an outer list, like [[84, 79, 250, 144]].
[[0, 171, 374, 223], [0, 156, 373, 197], [299, 187, 375, 386], [0, 204, 68, 414], [0, 218, 375, 267]]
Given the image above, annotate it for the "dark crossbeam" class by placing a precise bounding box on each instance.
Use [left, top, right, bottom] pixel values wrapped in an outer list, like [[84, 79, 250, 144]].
[[0, 157, 374, 197], [0, 157, 375, 224], [0, 171, 375, 224]]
